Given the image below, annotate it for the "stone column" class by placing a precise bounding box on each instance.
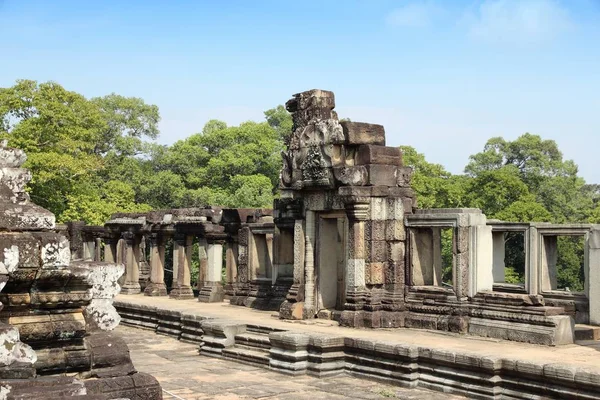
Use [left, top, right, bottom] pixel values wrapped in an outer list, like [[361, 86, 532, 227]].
[[224, 240, 238, 297], [196, 237, 208, 292], [432, 227, 442, 286], [266, 233, 274, 282], [120, 232, 141, 294], [340, 202, 369, 327], [278, 220, 305, 319], [94, 238, 102, 262], [587, 226, 600, 325], [144, 233, 168, 297], [169, 233, 194, 299], [302, 211, 317, 318], [103, 236, 118, 263], [198, 240, 225, 302]]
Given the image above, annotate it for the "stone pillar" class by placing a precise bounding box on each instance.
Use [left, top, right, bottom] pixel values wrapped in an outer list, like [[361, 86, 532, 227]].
[[266, 233, 274, 282], [278, 220, 306, 319], [169, 233, 194, 300], [469, 224, 494, 297], [198, 240, 225, 303], [138, 236, 151, 291], [120, 232, 141, 294], [103, 236, 118, 263], [94, 238, 102, 262], [224, 240, 238, 297], [144, 233, 168, 297], [340, 202, 369, 327], [542, 235, 558, 291], [527, 226, 538, 295], [432, 227, 442, 286], [196, 237, 208, 291], [302, 211, 317, 318], [492, 231, 506, 283], [587, 226, 600, 325]]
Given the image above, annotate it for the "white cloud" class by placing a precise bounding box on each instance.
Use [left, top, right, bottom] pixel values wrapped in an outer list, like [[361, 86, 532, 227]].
[[465, 0, 573, 44], [386, 1, 442, 28]]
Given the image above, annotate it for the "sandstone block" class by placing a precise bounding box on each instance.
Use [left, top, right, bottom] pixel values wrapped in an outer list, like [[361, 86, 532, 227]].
[[356, 145, 402, 166], [341, 121, 385, 145], [366, 164, 398, 187], [333, 166, 367, 186]]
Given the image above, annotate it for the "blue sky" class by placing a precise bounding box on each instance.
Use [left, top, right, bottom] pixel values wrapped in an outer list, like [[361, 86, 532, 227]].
[[1, 0, 599, 181]]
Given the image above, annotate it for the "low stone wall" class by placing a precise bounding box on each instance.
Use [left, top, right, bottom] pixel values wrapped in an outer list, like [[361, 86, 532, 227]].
[[114, 301, 600, 400]]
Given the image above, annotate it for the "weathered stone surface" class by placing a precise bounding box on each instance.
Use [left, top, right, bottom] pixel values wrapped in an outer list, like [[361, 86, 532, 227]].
[[356, 145, 402, 166], [0, 323, 36, 368], [341, 121, 385, 145], [0, 203, 55, 231], [333, 166, 367, 186], [0, 141, 162, 397]]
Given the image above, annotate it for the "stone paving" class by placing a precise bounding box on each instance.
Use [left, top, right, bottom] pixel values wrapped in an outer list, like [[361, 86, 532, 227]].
[[118, 325, 465, 400]]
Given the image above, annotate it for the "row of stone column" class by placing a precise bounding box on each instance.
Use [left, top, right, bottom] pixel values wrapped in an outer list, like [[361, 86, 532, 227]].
[[99, 231, 228, 300]]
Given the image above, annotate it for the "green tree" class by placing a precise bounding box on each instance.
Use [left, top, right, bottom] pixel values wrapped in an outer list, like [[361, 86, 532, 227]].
[[0, 80, 158, 223], [465, 133, 592, 223], [400, 145, 468, 209], [264, 105, 292, 144]]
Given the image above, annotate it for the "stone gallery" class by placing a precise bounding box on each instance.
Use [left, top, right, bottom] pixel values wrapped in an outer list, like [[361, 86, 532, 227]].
[[2, 90, 600, 399], [97, 90, 599, 345]]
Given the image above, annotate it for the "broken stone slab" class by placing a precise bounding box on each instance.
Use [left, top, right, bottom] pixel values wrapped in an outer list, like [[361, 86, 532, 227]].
[[341, 121, 385, 145], [200, 320, 246, 356], [0, 203, 55, 231], [468, 315, 574, 346], [355, 145, 402, 166]]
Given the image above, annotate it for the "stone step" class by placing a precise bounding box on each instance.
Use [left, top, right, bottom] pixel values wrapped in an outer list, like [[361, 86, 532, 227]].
[[234, 332, 271, 350], [246, 324, 285, 335], [222, 346, 270, 367], [575, 324, 600, 341]]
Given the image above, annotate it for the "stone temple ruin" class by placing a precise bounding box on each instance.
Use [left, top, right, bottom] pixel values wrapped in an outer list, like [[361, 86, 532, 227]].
[[3, 90, 600, 399], [0, 140, 161, 399], [92, 90, 600, 345]]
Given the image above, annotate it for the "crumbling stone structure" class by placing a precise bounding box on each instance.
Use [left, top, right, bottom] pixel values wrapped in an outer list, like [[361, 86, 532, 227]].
[[0, 140, 162, 399], [270, 89, 584, 345], [105, 208, 227, 302], [76, 89, 599, 347], [276, 89, 416, 327]]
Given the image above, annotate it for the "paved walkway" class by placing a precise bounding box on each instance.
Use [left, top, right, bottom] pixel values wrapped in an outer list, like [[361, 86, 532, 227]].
[[119, 325, 465, 400], [116, 294, 600, 371]]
